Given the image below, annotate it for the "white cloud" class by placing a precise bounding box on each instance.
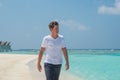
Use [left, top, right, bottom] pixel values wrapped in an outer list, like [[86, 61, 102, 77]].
[[98, 0, 120, 15], [60, 20, 87, 31]]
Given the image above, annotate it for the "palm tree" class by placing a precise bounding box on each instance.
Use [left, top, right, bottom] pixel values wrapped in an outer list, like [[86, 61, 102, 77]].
[[0, 41, 12, 52]]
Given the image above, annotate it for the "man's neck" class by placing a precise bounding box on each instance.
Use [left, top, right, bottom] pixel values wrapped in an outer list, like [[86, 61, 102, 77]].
[[51, 34, 58, 39]]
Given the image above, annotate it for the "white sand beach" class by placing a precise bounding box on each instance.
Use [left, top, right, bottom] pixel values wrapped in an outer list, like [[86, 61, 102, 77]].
[[0, 53, 81, 80]]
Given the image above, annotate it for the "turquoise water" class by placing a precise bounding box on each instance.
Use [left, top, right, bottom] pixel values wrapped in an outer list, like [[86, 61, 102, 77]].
[[1, 49, 120, 80], [67, 50, 120, 80]]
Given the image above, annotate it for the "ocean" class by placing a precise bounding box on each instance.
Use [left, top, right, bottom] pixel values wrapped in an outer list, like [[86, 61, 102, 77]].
[[1, 49, 120, 80]]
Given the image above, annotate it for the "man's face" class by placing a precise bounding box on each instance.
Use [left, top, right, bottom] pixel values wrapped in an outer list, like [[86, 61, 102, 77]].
[[51, 25, 59, 34]]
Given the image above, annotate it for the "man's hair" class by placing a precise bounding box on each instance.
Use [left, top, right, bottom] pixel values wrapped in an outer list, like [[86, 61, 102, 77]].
[[48, 21, 59, 29]]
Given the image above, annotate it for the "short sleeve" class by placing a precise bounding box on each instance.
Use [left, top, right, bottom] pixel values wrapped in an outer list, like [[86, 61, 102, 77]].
[[41, 37, 47, 48], [61, 37, 66, 48]]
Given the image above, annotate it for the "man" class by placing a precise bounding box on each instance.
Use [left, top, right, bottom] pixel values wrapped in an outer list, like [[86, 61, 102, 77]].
[[37, 21, 69, 80]]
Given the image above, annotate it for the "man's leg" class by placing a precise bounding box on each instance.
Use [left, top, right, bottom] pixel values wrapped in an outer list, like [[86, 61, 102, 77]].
[[53, 64, 62, 80], [44, 63, 54, 80]]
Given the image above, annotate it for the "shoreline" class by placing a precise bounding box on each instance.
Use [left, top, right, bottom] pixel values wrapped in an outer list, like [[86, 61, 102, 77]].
[[0, 53, 81, 80]]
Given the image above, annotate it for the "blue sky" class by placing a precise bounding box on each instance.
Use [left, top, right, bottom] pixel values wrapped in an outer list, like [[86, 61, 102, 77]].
[[0, 0, 120, 49]]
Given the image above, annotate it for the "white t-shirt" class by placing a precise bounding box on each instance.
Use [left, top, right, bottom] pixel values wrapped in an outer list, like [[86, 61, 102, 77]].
[[41, 34, 66, 64]]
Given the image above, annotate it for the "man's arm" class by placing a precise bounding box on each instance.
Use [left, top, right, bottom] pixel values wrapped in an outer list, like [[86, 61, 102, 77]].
[[62, 48, 69, 70], [37, 47, 45, 72]]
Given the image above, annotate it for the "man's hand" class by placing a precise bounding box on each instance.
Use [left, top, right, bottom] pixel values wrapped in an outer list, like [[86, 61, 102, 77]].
[[65, 63, 69, 70], [37, 63, 42, 72]]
